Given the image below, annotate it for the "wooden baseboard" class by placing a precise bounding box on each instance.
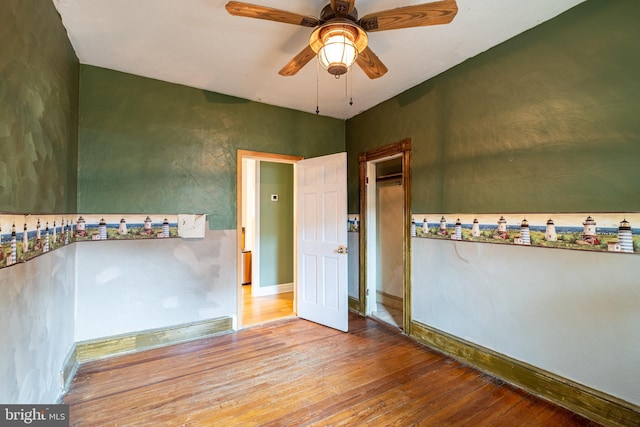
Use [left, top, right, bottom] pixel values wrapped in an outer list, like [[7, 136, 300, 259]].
[[348, 296, 361, 313], [57, 344, 79, 402], [251, 282, 293, 297], [411, 320, 640, 427], [75, 316, 234, 364], [376, 290, 403, 311]]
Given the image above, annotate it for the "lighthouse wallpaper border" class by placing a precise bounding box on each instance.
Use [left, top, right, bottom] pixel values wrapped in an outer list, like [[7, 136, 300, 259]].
[[411, 213, 640, 254], [0, 213, 183, 270]]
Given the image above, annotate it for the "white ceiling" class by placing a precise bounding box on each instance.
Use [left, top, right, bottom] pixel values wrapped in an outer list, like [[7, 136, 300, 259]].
[[53, 0, 585, 120]]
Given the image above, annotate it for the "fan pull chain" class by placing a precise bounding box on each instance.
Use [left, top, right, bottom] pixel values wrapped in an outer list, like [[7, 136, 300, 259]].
[[344, 70, 348, 98], [346, 69, 353, 106], [316, 59, 320, 115]]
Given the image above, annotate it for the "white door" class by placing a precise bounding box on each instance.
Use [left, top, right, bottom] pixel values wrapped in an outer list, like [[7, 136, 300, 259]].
[[297, 152, 348, 332]]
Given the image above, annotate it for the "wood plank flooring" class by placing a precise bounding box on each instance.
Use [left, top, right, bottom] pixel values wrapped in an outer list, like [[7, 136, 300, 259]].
[[242, 285, 293, 326], [63, 313, 599, 426]]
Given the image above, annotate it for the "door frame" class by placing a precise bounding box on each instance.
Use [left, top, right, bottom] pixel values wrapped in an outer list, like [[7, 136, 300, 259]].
[[358, 139, 412, 333], [236, 150, 303, 329]]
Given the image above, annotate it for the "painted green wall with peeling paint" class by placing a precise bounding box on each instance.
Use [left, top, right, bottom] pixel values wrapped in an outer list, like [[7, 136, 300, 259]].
[[78, 65, 345, 229], [346, 0, 640, 215], [0, 0, 79, 213]]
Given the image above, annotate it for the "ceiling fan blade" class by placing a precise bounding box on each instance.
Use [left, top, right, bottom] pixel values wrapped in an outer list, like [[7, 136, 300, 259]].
[[279, 45, 317, 77], [225, 1, 319, 27], [330, 0, 356, 15], [359, 0, 457, 32], [356, 46, 388, 79]]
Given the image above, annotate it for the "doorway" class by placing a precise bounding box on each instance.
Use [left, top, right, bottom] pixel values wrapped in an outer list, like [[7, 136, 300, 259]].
[[237, 150, 302, 328], [372, 157, 404, 327], [359, 139, 412, 332]]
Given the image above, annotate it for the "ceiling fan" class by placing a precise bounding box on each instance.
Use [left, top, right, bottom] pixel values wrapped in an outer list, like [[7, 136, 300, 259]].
[[225, 0, 458, 79]]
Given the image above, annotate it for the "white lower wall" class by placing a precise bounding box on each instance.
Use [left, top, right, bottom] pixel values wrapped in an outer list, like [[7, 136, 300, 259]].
[[0, 245, 76, 403], [75, 229, 237, 341], [1, 228, 238, 403], [412, 237, 640, 406]]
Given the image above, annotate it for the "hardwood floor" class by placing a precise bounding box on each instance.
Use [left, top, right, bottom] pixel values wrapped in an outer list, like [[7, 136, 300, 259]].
[[242, 284, 294, 326], [63, 313, 598, 426]]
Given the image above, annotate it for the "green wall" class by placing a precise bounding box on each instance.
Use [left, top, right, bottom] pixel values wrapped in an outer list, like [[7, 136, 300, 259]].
[[346, 0, 640, 214], [259, 162, 294, 286], [78, 66, 345, 229], [0, 0, 79, 213]]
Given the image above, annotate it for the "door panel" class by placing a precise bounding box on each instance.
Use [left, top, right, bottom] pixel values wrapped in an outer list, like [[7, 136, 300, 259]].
[[302, 193, 317, 241], [323, 256, 339, 308], [297, 152, 348, 332], [302, 254, 318, 304]]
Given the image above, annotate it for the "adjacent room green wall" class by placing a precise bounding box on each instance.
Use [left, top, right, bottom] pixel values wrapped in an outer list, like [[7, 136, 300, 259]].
[[0, 0, 79, 213], [346, 0, 640, 214], [259, 162, 294, 287], [78, 66, 345, 229]]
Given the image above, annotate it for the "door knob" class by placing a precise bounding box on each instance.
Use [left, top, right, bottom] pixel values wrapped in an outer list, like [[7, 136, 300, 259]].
[[337, 245, 348, 254]]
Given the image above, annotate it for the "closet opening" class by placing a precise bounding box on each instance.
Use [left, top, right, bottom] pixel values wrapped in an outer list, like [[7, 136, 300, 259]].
[[358, 139, 412, 333]]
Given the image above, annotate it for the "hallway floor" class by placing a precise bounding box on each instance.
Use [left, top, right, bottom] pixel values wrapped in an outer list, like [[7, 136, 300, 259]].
[[242, 284, 294, 327]]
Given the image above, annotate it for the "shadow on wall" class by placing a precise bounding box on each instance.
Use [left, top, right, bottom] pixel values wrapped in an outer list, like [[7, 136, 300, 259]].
[[202, 90, 249, 105], [396, 80, 436, 108]]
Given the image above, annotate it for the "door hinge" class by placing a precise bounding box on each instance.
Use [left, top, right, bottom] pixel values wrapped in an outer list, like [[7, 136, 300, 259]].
[[365, 176, 369, 185]]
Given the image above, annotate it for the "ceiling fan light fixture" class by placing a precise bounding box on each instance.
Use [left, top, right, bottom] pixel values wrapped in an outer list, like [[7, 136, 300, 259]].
[[318, 30, 357, 76], [310, 21, 368, 77]]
